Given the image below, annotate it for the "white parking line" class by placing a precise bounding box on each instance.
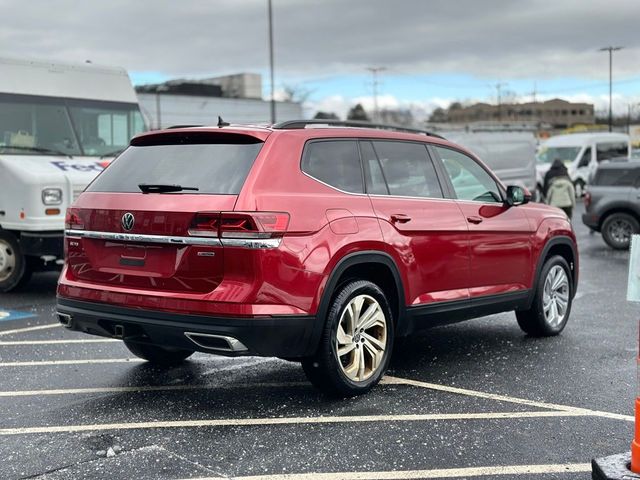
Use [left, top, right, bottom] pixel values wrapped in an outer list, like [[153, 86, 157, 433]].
[[0, 339, 118, 346], [209, 462, 592, 480], [0, 358, 144, 367], [0, 410, 589, 435], [0, 323, 59, 336], [0, 382, 309, 397], [383, 376, 634, 422]]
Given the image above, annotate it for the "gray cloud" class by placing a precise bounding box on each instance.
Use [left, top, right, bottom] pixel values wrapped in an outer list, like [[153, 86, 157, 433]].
[[0, 0, 638, 80]]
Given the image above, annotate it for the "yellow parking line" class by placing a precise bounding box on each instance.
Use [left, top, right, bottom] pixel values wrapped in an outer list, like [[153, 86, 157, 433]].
[[0, 323, 59, 336], [0, 410, 588, 435], [204, 462, 592, 480], [383, 376, 634, 422]]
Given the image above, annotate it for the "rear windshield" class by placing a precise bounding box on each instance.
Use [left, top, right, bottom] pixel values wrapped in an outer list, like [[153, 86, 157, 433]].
[[87, 141, 262, 194]]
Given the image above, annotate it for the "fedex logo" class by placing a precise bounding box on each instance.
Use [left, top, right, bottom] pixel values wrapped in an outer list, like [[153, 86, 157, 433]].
[[51, 161, 110, 172]]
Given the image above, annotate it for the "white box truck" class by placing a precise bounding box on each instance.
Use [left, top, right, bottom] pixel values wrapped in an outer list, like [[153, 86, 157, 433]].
[[0, 57, 146, 291]]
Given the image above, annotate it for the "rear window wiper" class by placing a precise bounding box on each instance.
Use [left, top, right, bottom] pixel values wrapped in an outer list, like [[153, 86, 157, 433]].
[[138, 183, 200, 194], [1, 145, 73, 158]]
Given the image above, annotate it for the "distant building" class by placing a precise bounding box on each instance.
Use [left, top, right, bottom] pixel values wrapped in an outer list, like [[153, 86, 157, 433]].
[[136, 73, 303, 129], [447, 99, 594, 128]]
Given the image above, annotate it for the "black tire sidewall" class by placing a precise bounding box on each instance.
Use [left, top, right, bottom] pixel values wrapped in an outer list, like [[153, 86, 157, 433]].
[[307, 280, 395, 395], [602, 213, 639, 250], [0, 231, 27, 293], [533, 255, 573, 335]]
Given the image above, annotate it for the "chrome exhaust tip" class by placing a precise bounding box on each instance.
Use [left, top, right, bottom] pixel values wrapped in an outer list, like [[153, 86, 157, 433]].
[[57, 312, 73, 328], [184, 332, 248, 353]]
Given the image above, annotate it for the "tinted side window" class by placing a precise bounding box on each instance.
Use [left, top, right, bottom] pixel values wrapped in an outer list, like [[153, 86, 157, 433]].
[[372, 141, 443, 198], [596, 142, 628, 162], [435, 146, 502, 203], [302, 140, 363, 193], [360, 141, 389, 195], [595, 168, 639, 186], [577, 147, 591, 167]]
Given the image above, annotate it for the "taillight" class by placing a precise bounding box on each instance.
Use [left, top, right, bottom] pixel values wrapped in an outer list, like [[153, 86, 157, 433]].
[[188, 213, 220, 237], [584, 192, 592, 209], [189, 212, 289, 239], [64, 208, 84, 230]]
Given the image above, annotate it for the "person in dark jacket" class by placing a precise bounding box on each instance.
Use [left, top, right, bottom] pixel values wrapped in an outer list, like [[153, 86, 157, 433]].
[[543, 159, 576, 218]]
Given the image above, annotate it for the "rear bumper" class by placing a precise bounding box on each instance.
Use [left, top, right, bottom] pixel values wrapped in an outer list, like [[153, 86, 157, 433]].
[[20, 231, 63, 257], [581, 212, 600, 230], [56, 298, 317, 358]]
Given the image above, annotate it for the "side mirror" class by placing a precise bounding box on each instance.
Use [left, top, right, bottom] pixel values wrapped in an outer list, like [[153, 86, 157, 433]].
[[505, 185, 530, 206]]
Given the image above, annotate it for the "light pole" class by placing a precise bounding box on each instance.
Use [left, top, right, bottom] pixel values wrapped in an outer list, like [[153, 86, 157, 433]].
[[600, 46, 623, 132], [366, 67, 386, 123], [268, 0, 275, 124]]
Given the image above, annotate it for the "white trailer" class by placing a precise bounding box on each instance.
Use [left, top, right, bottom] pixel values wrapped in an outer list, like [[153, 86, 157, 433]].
[[0, 57, 145, 291]]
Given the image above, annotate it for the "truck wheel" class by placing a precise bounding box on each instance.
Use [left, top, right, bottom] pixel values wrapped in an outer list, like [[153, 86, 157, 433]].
[[602, 213, 639, 250], [516, 255, 573, 337], [124, 341, 194, 366], [574, 180, 585, 198], [0, 231, 32, 292], [302, 280, 394, 397]]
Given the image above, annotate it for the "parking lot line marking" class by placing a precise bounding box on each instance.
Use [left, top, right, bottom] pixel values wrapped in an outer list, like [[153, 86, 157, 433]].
[[0, 323, 60, 336], [0, 410, 589, 435], [383, 376, 634, 422], [0, 358, 145, 367], [0, 382, 310, 397], [207, 462, 591, 480], [0, 338, 119, 346]]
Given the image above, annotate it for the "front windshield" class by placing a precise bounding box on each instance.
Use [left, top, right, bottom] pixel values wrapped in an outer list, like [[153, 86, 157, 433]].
[[67, 99, 145, 156], [536, 146, 581, 164], [0, 94, 81, 156], [0, 94, 145, 157]]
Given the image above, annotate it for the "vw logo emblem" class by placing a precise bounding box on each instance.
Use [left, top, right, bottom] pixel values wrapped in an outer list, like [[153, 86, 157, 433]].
[[121, 212, 135, 231]]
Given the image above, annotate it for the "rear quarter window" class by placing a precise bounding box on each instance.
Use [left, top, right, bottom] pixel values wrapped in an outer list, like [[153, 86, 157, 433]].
[[594, 168, 640, 187], [87, 135, 263, 194], [301, 140, 363, 193]]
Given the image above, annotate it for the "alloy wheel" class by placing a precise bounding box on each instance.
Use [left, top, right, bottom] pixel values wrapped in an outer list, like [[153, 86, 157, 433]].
[[542, 265, 569, 328], [335, 294, 387, 382], [608, 219, 633, 246]]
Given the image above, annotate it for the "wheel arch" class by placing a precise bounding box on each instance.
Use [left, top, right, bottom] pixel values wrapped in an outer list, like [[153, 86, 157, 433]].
[[527, 236, 578, 309], [598, 206, 640, 231], [308, 251, 408, 355]]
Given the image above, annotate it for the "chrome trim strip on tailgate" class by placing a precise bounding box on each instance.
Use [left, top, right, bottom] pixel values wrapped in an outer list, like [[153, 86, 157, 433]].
[[64, 230, 282, 249], [64, 229, 222, 246]]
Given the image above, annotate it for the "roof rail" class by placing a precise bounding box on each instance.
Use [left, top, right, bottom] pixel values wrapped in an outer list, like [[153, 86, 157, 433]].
[[272, 119, 445, 139], [166, 124, 203, 129]]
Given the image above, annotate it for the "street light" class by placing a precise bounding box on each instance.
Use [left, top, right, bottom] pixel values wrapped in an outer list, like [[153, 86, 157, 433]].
[[268, 0, 275, 124], [599, 46, 623, 132]]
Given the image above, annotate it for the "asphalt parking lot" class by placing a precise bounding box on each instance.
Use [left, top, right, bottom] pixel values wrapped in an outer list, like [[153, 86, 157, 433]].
[[0, 203, 636, 480]]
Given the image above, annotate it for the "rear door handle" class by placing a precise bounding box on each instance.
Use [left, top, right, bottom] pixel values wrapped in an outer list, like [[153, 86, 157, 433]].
[[390, 214, 411, 224], [467, 216, 483, 224]]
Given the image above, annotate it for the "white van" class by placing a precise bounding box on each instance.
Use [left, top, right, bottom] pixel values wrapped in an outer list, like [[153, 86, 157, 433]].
[[0, 57, 145, 291], [443, 130, 537, 197], [536, 132, 630, 197]]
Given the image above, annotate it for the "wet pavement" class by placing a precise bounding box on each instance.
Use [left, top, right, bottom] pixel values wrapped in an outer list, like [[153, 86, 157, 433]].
[[0, 203, 635, 479]]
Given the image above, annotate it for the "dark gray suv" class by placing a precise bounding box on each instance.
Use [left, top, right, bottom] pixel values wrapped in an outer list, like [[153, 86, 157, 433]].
[[583, 162, 640, 249]]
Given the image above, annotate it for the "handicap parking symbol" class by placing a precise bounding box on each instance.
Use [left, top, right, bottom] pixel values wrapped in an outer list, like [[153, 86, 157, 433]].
[[0, 309, 36, 322]]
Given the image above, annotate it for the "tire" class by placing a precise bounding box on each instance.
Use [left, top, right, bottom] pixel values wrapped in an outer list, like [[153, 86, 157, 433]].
[[302, 280, 394, 397], [574, 180, 585, 198], [602, 213, 639, 250], [516, 255, 573, 337], [124, 341, 194, 367], [0, 231, 32, 292]]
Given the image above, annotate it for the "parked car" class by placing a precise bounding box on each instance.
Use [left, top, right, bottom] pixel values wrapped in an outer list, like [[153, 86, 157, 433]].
[[583, 162, 640, 249], [536, 132, 630, 198], [56, 120, 579, 396]]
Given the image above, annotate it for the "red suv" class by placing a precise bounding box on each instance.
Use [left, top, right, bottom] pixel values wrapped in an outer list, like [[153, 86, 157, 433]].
[[57, 120, 578, 396]]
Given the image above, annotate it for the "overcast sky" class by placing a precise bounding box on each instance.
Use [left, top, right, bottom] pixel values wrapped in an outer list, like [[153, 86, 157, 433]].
[[1, 0, 639, 117]]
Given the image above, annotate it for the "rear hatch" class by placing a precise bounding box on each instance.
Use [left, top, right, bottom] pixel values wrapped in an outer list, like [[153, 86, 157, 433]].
[[65, 130, 266, 293]]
